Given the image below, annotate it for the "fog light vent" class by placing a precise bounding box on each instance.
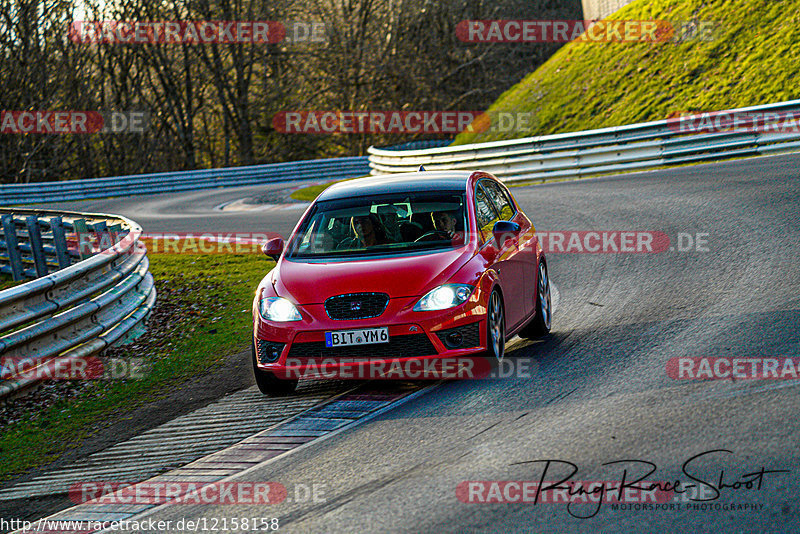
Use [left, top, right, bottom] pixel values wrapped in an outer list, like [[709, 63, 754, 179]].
[[257, 340, 285, 363], [445, 332, 463, 348], [436, 323, 481, 349]]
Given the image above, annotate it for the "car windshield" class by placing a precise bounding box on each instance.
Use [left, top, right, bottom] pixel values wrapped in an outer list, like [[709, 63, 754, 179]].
[[286, 191, 467, 259]]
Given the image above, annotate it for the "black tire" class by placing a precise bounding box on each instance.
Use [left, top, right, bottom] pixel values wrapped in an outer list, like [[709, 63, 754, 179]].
[[520, 259, 552, 339], [252, 342, 297, 396], [486, 289, 506, 360]]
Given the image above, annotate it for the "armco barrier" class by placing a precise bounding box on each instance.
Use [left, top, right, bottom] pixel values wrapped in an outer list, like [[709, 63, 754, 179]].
[[0, 156, 371, 205], [367, 100, 800, 180], [0, 208, 154, 399], [0, 213, 116, 281]]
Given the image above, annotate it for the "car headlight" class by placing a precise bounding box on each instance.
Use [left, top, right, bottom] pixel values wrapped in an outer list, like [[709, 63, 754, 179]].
[[259, 297, 302, 322], [413, 284, 474, 311]]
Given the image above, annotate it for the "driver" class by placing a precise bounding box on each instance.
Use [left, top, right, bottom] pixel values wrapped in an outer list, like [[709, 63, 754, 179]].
[[419, 210, 464, 245], [431, 210, 459, 239]]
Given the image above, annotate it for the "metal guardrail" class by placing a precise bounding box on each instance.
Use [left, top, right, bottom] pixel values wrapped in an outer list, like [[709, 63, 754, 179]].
[[367, 100, 800, 180], [0, 208, 155, 399], [0, 212, 118, 281], [0, 156, 371, 205], [375, 139, 453, 151]]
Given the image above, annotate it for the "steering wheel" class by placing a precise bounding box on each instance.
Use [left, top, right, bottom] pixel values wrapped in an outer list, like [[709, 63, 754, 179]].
[[414, 230, 450, 242]]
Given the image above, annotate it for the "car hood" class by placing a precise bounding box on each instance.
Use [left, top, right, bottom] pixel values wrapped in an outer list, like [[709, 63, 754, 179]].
[[274, 248, 474, 304]]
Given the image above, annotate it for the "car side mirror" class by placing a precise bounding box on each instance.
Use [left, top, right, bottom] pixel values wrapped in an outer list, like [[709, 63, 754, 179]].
[[492, 220, 520, 247], [262, 237, 284, 261]]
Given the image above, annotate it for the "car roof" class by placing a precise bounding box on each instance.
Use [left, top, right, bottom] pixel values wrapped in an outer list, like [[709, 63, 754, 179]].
[[316, 171, 477, 201]]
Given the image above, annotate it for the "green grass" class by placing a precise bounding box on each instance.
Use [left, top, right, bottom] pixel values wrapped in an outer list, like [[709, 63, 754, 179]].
[[290, 175, 367, 202], [0, 277, 25, 291], [454, 0, 800, 145], [290, 182, 337, 201], [0, 253, 272, 481]]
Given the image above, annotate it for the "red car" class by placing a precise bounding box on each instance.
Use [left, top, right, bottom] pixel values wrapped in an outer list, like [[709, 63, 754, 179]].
[[252, 170, 551, 395]]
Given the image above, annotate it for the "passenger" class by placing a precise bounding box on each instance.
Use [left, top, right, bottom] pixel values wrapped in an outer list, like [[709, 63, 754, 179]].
[[339, 214, 389, 248]]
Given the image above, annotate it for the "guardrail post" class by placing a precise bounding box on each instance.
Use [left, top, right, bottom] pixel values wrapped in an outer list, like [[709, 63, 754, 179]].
[[108, 223, 122, 246], [25, 216, 49, 278], [1, 215, 24, 281], [49, 216, 71, 269], [72, 218, 91, 259], [93, 221, 111, 251]]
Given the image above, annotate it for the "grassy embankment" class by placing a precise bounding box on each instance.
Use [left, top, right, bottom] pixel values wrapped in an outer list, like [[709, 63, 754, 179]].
[[454, 0, 800, 145]]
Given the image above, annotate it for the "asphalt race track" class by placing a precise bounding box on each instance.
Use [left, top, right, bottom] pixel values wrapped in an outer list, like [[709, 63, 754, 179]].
[[29, 153, 800, 531]]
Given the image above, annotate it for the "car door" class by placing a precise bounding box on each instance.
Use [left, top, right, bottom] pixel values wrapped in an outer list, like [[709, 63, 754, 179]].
[[475, 179, 528, 330], [481, 179, 537, 320]]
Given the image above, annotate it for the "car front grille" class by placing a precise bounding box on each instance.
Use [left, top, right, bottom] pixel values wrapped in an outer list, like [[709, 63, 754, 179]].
[[324, 292, 389, 320], [286, 333, 437, 360], [435, 322, 482, 349]]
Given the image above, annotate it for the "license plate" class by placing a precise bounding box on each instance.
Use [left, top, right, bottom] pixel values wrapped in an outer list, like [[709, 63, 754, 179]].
[[325, 327, 389, 347]]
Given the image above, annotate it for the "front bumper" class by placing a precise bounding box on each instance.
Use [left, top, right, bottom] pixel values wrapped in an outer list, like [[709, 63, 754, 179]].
[[254, 296, 489, 378]]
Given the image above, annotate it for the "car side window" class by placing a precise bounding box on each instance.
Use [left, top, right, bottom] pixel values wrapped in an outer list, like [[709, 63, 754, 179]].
[[481, 180, 515, 221], [475, 184, 499, 243]]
